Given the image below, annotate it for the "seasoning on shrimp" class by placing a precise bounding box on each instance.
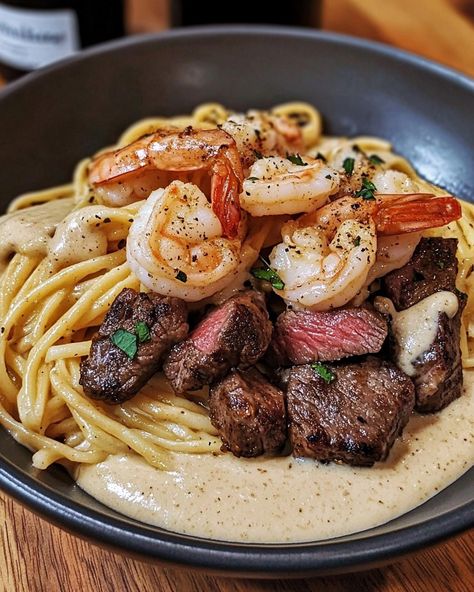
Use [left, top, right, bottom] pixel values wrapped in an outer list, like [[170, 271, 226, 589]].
[[269, 193, 461, 310], [127, 181, 258, 302], [89, 127, 244, 238], [240, 156, 340, 216]]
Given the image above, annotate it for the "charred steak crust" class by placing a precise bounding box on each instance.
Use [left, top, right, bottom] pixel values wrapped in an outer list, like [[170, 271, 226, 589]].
[[382, 237, 466, 412], [163, 290, 273, 393], [268, 306, 388, 366], [383, 237, 459, 309], [209, 368, 287, 457], [412, 292, 467, 412], [287, 357, 415, 466], [80, 288, 188, 404]]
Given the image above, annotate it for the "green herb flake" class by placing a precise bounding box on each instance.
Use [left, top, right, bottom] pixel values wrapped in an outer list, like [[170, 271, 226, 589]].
[[353, 236, 361, 247], [251, 262, 285, 290], [343, 157, 355, 176], [247, 176, 259, 182], [436, 261, 445, 270], [286, 153, 307, 166], [135, 321, 151, 343], [176, 270, 187, 283], [315, 152, 327, 163], [111, 329, 138, 359], [311, 362, 335, 383], [355, 177, 377, 200], [253, 149, 263, 160], [369, 154, 385, 165]]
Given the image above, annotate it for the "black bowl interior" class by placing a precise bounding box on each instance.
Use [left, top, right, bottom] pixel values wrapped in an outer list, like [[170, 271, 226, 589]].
[[0, 27, 473, 577]]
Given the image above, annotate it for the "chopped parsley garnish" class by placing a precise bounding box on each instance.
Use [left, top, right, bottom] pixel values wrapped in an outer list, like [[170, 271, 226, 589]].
[[343, 157, 355, 176], [369, 154, 385, 165], [251, 257, 285, 290], [111, 329, 138, 359], [135, 321, 150, 343], [311, 362, 335, 383], [315, 152, 327, 163], [111, 321, 152, 359], [353, 236, 361, 247], [176, 270, 187, 283], [253, 149, 263, 160], [247, 176, 259, 182], [286, 153, 307, 166], [355, 177, 377, 200], [436, 261, 445, 270]]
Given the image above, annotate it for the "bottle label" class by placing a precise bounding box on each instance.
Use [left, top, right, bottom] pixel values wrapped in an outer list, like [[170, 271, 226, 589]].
[[0, 4, 79, 70]]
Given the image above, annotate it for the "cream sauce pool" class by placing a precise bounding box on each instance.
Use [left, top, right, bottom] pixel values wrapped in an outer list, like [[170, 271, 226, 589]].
[[0, 197, 74, 272], [77, 372, 474, 543]]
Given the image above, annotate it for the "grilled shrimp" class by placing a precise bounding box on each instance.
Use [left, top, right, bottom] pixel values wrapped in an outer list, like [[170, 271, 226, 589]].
[[323, 141, 421, 200], [240, 155, 339, 216], [89, 127, 244, 238], [221, 110, 303, 171], [127, 181, 257, 302], [269, 193, 461, 310]]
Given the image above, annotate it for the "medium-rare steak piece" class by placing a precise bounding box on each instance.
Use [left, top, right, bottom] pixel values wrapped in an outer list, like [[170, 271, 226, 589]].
[[268, 306, 388, 366], [209, 367, 287, 457], [287, 357, 415, 466], [80, 288, 188, 404], [381, 237, 466, 412], [163, 290, 272, 393], [383, 237, 458, 309]]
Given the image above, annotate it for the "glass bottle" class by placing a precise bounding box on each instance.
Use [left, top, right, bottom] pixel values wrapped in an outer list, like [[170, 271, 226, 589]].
[[0, 0, 124, 80]]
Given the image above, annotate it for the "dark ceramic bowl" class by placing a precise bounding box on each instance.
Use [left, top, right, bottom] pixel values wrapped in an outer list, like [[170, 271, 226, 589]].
[[0, 27, 473, 578]]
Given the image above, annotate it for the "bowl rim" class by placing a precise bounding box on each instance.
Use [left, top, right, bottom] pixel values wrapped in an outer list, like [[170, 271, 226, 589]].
[[0, 25, 473, 576], [1, 24, 473, 101]]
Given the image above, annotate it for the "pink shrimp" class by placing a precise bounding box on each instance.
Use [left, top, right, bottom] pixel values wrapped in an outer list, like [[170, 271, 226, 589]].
[[300, 193, 461, 236], [89, 127, 244, 238], [269, 193, 461, 310]]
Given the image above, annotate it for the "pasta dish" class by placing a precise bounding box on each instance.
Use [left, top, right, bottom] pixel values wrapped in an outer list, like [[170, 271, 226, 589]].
[[0, 102, 472, 542]]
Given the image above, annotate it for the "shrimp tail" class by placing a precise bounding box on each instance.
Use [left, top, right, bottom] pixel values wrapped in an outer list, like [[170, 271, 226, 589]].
[[374, 194, 462, 235], [211, 157, 243, 239]]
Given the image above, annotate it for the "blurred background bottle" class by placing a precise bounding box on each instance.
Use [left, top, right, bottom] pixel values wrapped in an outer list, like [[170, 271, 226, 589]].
[[0, 0, 322, 81], [0, 0, 124, 81]]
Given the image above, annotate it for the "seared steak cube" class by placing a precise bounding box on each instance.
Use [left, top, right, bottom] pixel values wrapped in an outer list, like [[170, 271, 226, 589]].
[[287, 357, 415, 466], [163, 290, 272, 393], [209, 368, 287, 457], [383, 237, 458, 309], [381, 237, 466, 412], [268, 306, 388, 366], [80, 288, 188, 404], [382, 291, 467, 413], [413, 293, 466, 412]]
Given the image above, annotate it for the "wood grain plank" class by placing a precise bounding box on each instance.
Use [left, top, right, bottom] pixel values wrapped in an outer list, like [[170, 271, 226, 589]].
[[0, 492, 473, 592], [322, 0, 474, 76]]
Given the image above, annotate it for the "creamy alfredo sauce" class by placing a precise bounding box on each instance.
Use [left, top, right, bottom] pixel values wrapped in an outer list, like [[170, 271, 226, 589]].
[[0, 197, 74, 272], [375, 291, 459, 376], [77, 372, 474, 543]]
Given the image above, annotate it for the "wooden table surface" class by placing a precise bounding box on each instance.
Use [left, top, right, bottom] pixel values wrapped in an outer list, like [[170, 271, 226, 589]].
[[0, 1, 473, 590]]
